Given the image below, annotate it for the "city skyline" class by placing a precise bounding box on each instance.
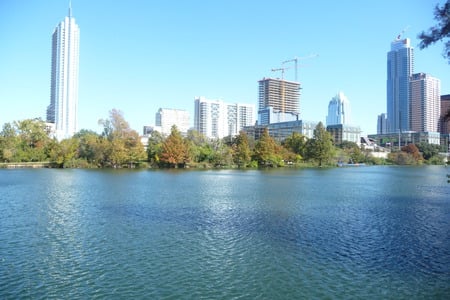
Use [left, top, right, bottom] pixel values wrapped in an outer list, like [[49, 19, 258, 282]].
[[0, 1, 449, 136], [46, 3, 80, 140]]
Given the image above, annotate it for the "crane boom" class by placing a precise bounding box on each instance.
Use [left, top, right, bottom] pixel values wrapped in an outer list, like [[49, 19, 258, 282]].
[[282, 54, 317, 81]]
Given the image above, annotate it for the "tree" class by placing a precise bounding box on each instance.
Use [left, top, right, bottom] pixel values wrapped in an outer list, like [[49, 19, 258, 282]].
[[283, 132, 307, 159], [418, 0, 450, 63], [253, 128, 282, 167], [15, 118, 51, 162], [339, 141, 365, 163], [0, 122, 19, 162], [48, 138, 79, 167], [147, 131, 164, 166], [98, 109, 146, 167], [306, 122, 334, 167], [74, 130, 105, 166], [417, 142, 441, 160], [401, 144, 423, 163], [160, 125, 189, 168], [233, 131, 252, 167]]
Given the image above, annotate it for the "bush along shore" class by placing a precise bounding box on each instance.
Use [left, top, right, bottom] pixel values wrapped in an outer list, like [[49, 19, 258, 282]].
[[0, 110, 447, 169]]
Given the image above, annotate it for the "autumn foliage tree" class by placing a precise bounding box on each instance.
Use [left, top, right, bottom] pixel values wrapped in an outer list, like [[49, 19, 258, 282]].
[[159, 125, 189, 168], [98, 109, 146, 167], [233, 131, 252, 167]]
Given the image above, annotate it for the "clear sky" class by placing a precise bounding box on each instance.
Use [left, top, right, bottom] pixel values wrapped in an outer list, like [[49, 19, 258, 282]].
[[1, 0, 449, 135]]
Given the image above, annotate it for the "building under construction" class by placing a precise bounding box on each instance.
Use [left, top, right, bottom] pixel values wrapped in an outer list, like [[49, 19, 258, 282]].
[[258, 78, 300, 125]]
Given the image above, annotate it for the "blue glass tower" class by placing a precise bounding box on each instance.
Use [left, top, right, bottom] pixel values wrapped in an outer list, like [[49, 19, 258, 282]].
[[386, 38, 414, 133]]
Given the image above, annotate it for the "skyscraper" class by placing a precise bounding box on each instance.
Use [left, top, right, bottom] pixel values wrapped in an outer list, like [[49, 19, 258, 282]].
[[258, 78, 300, 125], [377, 113, 388, 134], [326, 92, 351, 126], [410, 73, 441, 133], [47, 3, 80, 140], [440, 94, 450, 134], [386, 38, 414, 133]]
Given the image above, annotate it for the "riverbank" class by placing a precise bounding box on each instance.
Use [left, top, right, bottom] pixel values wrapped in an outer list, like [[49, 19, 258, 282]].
[[0, 162, 52, 169]]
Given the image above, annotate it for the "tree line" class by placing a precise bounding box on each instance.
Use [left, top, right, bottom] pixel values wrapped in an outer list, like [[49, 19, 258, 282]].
[[0, 109, 446, 168]]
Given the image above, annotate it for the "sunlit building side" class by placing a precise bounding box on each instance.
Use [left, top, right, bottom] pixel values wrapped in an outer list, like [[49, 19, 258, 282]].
[[194, 97, 255, 139], [386, 38, 414, 133], [46, 4, 80, 140]]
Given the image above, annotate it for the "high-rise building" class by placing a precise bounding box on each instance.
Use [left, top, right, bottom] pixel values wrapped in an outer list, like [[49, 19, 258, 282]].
[[47, 4, 80, 140], [155, 108, 190, 136], [258, 78, 300, 124], [194, 97, 255, 139], [377, 113, 388, 134], [440, 94, 450, 134], [386, 38, 414, 133], [410, 73, 441, 133], [326, 92, 351, 126]]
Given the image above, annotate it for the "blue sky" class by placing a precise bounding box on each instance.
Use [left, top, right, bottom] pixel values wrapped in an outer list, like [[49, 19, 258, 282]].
[[0, 0, 449, 135]]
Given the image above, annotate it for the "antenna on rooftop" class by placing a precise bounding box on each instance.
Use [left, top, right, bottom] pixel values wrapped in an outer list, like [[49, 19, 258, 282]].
[[396, 26, 410, 41], [68, 0, 72, 18]]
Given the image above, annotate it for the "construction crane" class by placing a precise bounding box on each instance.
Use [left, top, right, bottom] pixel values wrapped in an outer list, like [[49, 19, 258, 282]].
[[282, 54, 318, 82]]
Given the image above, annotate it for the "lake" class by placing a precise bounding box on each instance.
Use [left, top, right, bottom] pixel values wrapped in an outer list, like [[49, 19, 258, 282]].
[[0, 166, 449, 299]]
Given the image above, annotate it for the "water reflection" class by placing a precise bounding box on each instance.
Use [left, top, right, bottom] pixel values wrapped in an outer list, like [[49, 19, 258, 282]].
[[0, 167, 449, 298]]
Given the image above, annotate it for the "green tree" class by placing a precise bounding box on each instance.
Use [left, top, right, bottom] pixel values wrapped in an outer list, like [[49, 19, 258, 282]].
[[253, 128, 282, 167], [147, 131, 164, 166], [339, 141, 365, 163], [0, 122, 19, 162], [185, 130, 214, 164], [48, 138, 79, 167], [417, 142, 441, 161], [74, 130, 105, 166], [233, 131, 252, 167], [306, 122, 334, 166], [418, 0, 450, 62], [15, 118, 51, 162], [282, 132, 307, 160], [160, 125, 189, 168]]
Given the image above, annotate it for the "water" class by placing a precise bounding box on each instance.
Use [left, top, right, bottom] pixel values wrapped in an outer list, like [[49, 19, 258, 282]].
[[0, 166, 449, 299]]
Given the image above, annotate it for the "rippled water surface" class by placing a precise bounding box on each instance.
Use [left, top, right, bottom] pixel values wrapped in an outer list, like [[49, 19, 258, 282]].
[[1, 166, 449, 299]]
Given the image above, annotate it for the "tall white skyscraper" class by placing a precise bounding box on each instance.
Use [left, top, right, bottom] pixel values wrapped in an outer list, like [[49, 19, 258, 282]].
[[326, 92, 351, 126], [386, 37, 414, 133], [47, 3, 80, 140], [410, 73, 441, 132]]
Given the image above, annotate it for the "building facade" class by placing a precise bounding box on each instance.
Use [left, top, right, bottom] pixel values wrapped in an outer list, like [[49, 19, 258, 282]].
[[258, 78, 300, 124], [409, 73, 441, 133], [377, 113, 388, 134], [258, 107, 299, 125], [440, 94, 450, 134], [46, 4, 80, 140], [194, 97, 255, 139], [155, 108, 190, 136], [243, 120, 317, 142], [386, 38, 414, 133], [326, 92, 351, 126], [326, 124, 361, 146], [369, 131, 441, 147]]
